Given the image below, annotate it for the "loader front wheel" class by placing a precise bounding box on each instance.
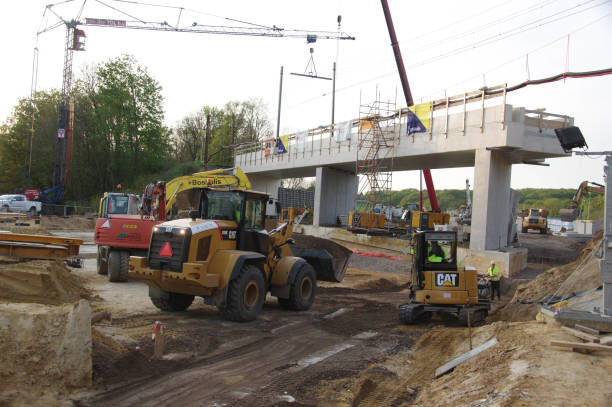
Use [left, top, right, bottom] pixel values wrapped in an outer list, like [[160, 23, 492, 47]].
[[107, 250, 129, 282], [220, 264, 265, 322], [151, 291, 194, 312], [278, 263, 317, 311]]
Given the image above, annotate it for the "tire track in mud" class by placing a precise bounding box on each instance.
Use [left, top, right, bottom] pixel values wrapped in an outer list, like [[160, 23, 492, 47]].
[[87, 278, 425, 406]]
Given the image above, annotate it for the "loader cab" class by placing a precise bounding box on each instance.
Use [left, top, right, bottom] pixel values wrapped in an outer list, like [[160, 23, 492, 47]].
[[198, 189, 270, 254], [98, 193, 140, 218]]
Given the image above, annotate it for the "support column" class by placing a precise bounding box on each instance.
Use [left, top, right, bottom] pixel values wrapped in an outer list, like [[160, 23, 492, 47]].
[[314, 167, 357, 226], [602, 155, 612, 316], [248, 174, 281, 199], [470, 149, 512, 251]]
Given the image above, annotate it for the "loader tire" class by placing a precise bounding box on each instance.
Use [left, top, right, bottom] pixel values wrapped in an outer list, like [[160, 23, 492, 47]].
[[540, 228, 547, 235], [278, 263, 316, 311], [96, 247, 108, 275], [220, 264, 265, 322], [151, 291, 194, 312], [107, 250, 129, 282]]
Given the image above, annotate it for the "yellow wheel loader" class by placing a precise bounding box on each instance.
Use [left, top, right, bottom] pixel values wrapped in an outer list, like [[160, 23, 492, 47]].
[[129, 187, 350, 322], [399, 231, 490, 326]]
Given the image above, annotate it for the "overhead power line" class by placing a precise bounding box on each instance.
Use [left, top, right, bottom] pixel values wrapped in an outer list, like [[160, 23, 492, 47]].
[[406, 0, 559, 53], [287, 3, 612, 109]]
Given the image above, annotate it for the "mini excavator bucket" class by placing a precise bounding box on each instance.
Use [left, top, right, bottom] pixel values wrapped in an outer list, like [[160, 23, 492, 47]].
[[290, 234, 352, 282]]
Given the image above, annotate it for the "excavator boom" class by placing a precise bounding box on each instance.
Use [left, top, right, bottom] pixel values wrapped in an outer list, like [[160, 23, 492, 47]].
[[165, 167, 251, 212], [559, 180, 605, 221]]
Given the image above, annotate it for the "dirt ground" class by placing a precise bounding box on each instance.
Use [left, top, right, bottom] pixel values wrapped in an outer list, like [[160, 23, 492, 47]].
[[1, 217, 610, 406], [519, 231, 590, 264]]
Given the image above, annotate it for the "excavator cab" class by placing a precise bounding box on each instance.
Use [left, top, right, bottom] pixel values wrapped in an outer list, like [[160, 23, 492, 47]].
[[400, 230, 489, 325]]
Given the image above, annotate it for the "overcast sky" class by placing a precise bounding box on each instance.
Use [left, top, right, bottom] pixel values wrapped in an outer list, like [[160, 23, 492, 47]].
[[1, 0, 611, 190]]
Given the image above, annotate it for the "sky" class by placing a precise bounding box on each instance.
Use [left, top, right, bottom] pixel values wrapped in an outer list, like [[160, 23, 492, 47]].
[[0, 0, 611, 191]]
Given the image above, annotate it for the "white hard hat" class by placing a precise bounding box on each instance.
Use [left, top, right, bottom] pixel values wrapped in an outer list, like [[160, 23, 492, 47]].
[[490, 260, 495, 265]]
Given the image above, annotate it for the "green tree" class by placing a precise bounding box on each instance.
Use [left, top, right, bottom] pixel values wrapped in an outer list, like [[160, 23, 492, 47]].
[[0, 90, 61, 194], [83, 55, 170, 190], [174, 99, 272, 168]]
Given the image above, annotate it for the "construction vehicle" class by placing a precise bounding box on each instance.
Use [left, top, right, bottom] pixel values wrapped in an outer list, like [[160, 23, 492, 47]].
[[347, 211, 386, 232], [521, 208, 548, 234], [399, 231, 490, 325], [401, 210, 450, 233], [95, 167, 251, 282], [559, 181, 605, 222], [129, 185, 350, 322]]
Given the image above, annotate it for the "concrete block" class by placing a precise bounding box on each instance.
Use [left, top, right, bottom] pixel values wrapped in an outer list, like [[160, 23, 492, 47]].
[[0, 300, 92, 400]]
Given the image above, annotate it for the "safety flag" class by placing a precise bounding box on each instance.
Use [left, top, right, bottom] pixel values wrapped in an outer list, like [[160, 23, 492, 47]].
[[276, 135, 289, 154], [334, 120, 352, 142], [406, 101, 432, 135]]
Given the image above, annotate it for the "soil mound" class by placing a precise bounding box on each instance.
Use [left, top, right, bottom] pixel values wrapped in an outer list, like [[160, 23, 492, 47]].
[[41, 215, 95, 230], [0, 259, 92, 305], [494, 232, 603, 322]]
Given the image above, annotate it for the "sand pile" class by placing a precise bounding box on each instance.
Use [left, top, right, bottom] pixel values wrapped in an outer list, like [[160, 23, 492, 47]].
[[0, 259, 92, 305], [0, 259, 93, 406], [494, 232, 603, 322], [41, 215, 95, 230], [315, 321, 612, 406]]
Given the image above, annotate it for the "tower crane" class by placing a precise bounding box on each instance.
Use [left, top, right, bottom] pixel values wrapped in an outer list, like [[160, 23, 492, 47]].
[[37, 0, 355, 204]]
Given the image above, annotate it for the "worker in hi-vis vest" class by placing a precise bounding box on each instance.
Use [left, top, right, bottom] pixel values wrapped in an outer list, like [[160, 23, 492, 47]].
[[427, 241, 446, 263], [488, 260, 501, 300]]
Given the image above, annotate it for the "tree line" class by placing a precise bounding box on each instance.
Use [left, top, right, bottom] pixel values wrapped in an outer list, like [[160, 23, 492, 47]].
[[354, 187, 603, 219], [0, 55, 273, 207]]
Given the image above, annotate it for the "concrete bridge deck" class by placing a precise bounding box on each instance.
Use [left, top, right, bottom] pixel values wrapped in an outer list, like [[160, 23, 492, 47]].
[[235, 103, 574, 252]]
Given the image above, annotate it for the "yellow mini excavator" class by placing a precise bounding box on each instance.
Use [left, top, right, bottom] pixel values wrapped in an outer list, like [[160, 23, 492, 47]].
[[399, 231, 490, 325]]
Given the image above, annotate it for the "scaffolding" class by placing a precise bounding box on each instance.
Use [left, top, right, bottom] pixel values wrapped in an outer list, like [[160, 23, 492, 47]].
[[355, 96, 397, 214]]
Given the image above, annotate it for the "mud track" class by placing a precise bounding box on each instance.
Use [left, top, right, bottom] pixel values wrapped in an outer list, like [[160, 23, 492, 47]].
[[84, 278, 427, 407]]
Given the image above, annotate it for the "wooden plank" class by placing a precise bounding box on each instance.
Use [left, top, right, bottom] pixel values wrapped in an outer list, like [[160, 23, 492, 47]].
[[550, 340, 612, 353], [600, 336, 612, 346], [562, 326, 600, 343], [575, 324, 600, 336], [435, 337, 498, 377], [0, 232, 83, 246]]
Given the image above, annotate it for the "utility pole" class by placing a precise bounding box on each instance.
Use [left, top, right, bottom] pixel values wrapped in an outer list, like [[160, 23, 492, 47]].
[[576, 151, 612, 316], [204, 114, 211, 169], [276, 66, 284, 141]]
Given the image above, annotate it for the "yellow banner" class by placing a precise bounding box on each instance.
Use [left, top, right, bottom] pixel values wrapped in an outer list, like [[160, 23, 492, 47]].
[[406, 101, 431, 134]]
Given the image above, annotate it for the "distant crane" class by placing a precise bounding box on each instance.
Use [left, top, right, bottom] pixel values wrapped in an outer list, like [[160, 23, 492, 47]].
[[36, 0, 355, 203]]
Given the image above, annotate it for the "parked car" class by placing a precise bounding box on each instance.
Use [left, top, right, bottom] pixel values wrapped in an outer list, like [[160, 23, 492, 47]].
[[0, 194, 42, 216]]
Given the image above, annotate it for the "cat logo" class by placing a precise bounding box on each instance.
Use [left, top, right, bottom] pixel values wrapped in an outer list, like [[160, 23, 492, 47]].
[[435, 272, 459, 287]]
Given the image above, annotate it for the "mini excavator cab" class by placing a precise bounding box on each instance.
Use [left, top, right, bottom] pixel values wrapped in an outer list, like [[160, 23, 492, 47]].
[[400, 230, 489, 325]]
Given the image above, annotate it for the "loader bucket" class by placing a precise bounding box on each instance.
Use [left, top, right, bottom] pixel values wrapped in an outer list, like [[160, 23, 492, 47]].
[[291, 234, 352, 282], [559, 208, 579, 222]]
